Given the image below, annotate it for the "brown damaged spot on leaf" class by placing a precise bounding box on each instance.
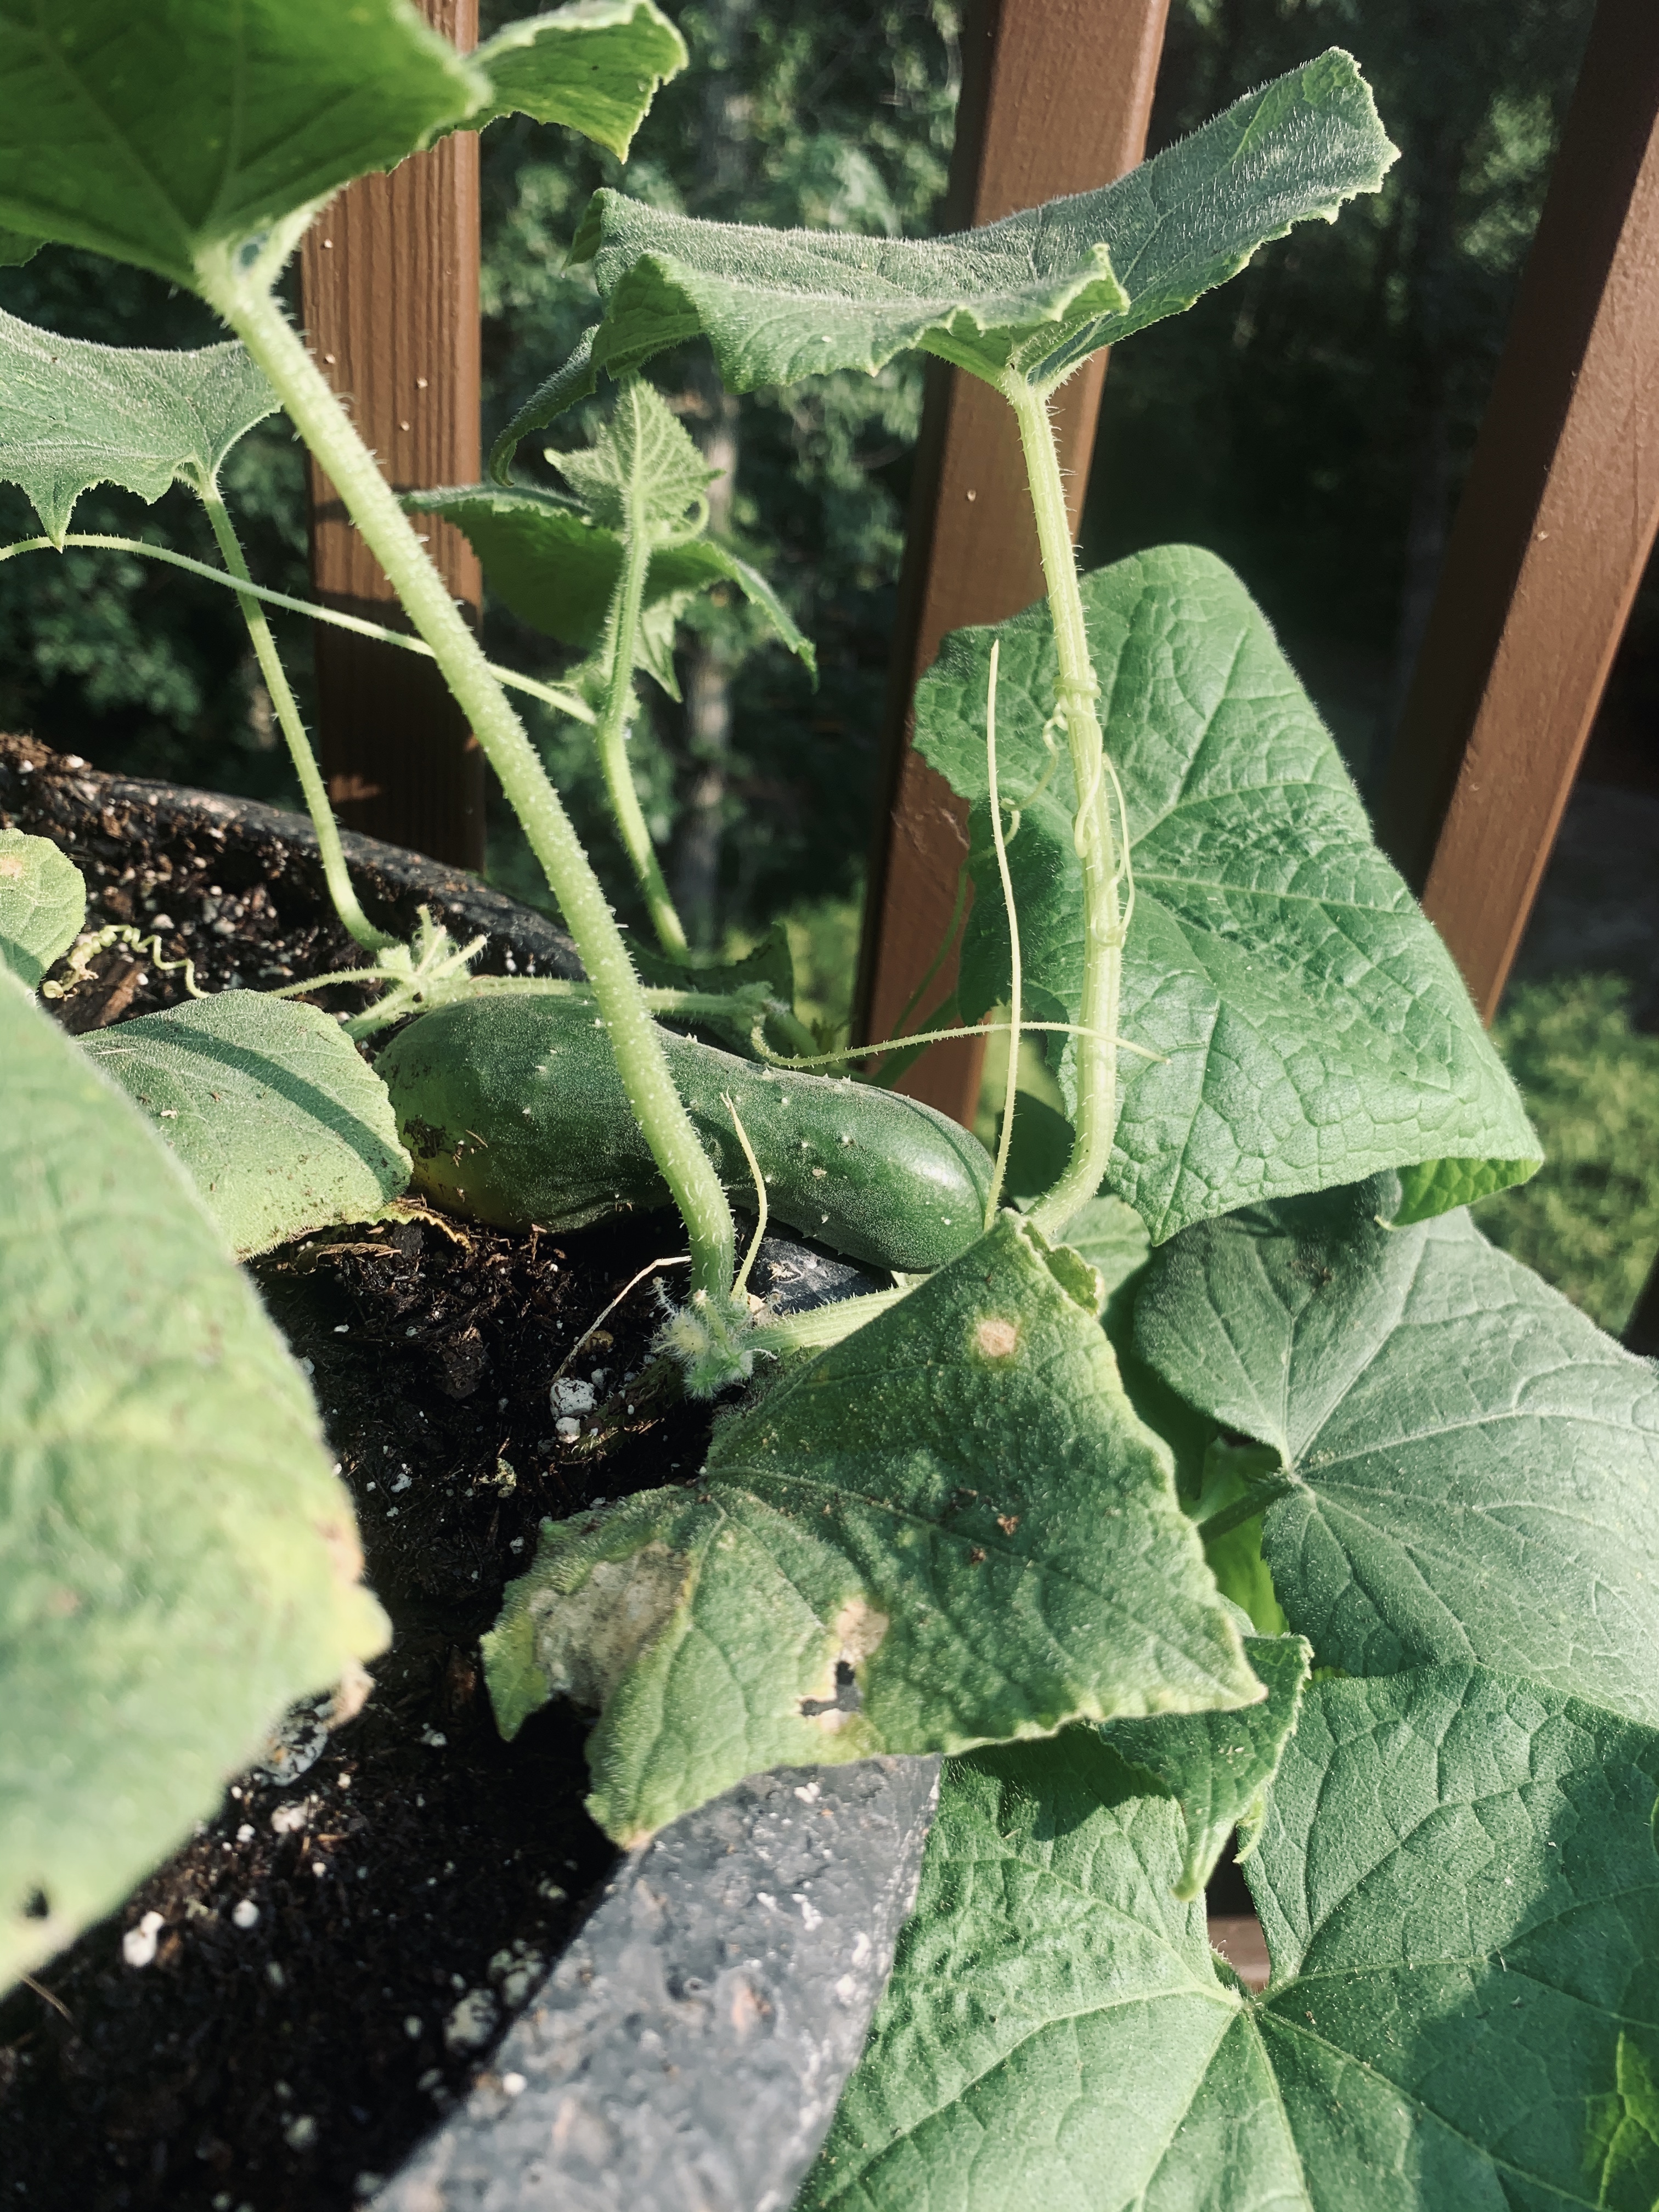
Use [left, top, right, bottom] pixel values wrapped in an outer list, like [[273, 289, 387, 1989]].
[[532, 1543, 692, 1712], [973, 1316, 1020, 1360], [800, 1596, 889, 1733]]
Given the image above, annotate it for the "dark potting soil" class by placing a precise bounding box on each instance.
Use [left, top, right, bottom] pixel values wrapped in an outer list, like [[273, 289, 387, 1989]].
[[0, 737, 879, 2210]]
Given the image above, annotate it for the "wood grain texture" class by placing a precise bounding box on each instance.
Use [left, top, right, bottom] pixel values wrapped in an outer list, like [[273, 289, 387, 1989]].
[[1376, 0, 1659, 1020], [300, 0, 486, 868], [855, 0, 1170, 1124]]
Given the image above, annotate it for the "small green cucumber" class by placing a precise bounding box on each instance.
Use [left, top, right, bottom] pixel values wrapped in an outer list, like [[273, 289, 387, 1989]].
[[375, 995, 994, 1272]]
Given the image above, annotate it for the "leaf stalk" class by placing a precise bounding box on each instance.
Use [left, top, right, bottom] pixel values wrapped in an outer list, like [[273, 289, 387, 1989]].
[[193, 249, 739, 1309], [983, 640, 1022, 1228], [196, 484, 392, 955], [1001, 375, 1126, 1237], [595, 461, 690, 956]]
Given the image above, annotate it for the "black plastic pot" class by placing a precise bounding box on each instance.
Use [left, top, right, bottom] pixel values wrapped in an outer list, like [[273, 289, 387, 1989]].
[[2, 736, 939, 2211]]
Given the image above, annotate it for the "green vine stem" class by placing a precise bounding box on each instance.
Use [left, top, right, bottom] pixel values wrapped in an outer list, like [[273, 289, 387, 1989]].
[[196, 484, 393, 955], [1000, 374, 1126, 1239], [194, 247, 740, 1312], [0, 533, 595, 729], [981, 639, 1021, 1228], [595, 500, 690, 957]]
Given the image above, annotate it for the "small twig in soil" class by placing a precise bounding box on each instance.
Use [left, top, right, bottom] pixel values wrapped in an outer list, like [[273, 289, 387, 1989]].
[[19, 1976, 71, 2024], [554, 1255, 690, 1381]]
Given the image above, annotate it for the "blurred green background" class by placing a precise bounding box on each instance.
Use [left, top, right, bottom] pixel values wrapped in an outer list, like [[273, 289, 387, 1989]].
[[0, 0, 1653, 1333]]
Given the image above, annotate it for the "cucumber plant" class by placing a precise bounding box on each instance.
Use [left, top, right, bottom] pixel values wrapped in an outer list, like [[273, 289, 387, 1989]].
[[3, 10, 1657, 2208]]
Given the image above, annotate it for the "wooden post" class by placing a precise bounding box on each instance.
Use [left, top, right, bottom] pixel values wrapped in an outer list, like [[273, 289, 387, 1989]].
[[300, 0, 486, 870], [852, 0, 1170, 1122], [1374, 0, 1659, 1020]]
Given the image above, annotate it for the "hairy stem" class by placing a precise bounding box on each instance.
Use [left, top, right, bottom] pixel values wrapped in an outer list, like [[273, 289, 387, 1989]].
[[596, 509, 689, 956], [1001, 376, 1124, 1237], [195, 252, 737, 1304], [197, 484, 392, 953], [982, 641, 1022, 1228]]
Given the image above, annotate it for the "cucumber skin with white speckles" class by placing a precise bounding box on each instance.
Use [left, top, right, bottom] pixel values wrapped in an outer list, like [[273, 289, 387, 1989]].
[[375, 996, 995, 1272]]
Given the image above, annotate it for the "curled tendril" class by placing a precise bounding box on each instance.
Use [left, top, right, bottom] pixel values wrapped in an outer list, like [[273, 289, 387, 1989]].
[[40, 924, 206, 1003]]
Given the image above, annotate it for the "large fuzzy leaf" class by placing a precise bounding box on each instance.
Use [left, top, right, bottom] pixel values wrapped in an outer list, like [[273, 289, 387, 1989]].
[[409, 482, 814, 679], [464, 0, 685, 160], [916, 544, 1538, 1239], [553, 367, 712, 534], [1135, 1175, 1659, 1728], [490, 50, 1393, 469], [484, 1212, 1260, 1844], [85, 991, 409, 1259], [1, 976, 387, 1995], [1102, 1623, 1310, 1899], [0, 828, 84, 984], [0, 306, 275, 543], [805, 1664, 1659, 2211], [0, 1, 485, 291]]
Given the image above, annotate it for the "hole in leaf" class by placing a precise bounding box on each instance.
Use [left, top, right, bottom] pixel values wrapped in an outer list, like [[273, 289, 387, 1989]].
[[800, 1659, 861, 1718], [21, 1888, 49, 1920]]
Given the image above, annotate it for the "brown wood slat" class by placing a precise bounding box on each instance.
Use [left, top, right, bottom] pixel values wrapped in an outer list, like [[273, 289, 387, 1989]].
[[853, 0, 1170, 1122], [1375, 0, 1659, 1021], [299, 0, 486, 870]]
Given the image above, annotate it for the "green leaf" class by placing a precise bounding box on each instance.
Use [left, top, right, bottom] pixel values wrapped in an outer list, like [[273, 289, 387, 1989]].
[[84, 991, 410, 1259], [1186, 1437, 1291, 1636], [1393, 1150, 1542, 1224], [1135, 1175, 1659, 1727], [491, 48, 1391, 464], [484, 1211, 1261, 1843], [410, 487, 616, 645], [0, 1, 485, 291], [631, 916, 798, 1007], [916, 544, 1539, 1239], [806, 1664, 1659, 2211], [1, 975, 387, 1996], [556, 374, 714, 534], [0, 828, 84, 985], [1057, 1192, 1148, 1300], [630, 917, 815, 1057], [0, 227, 38, 268], [409, 482, 816, 678], [0, 304, 276, 544], [466, 0, 686, 160], [1102, 1624, 1310, 1898]]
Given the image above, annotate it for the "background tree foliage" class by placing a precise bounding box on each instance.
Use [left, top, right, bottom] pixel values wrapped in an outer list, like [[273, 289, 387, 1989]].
[[1089, 0, 1596, 782], [4, 0, 1652, 1328], [0, 0, 1595, 915]]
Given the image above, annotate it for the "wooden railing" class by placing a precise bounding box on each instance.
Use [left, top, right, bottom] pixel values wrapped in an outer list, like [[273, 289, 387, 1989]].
[[300, 0, 486, 870], [850, 0, 1170, 1121], [299, 0, 1659, 1351]]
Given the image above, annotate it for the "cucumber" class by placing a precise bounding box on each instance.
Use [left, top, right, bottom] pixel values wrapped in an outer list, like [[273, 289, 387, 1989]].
[[375, 995, 994, 1272]]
